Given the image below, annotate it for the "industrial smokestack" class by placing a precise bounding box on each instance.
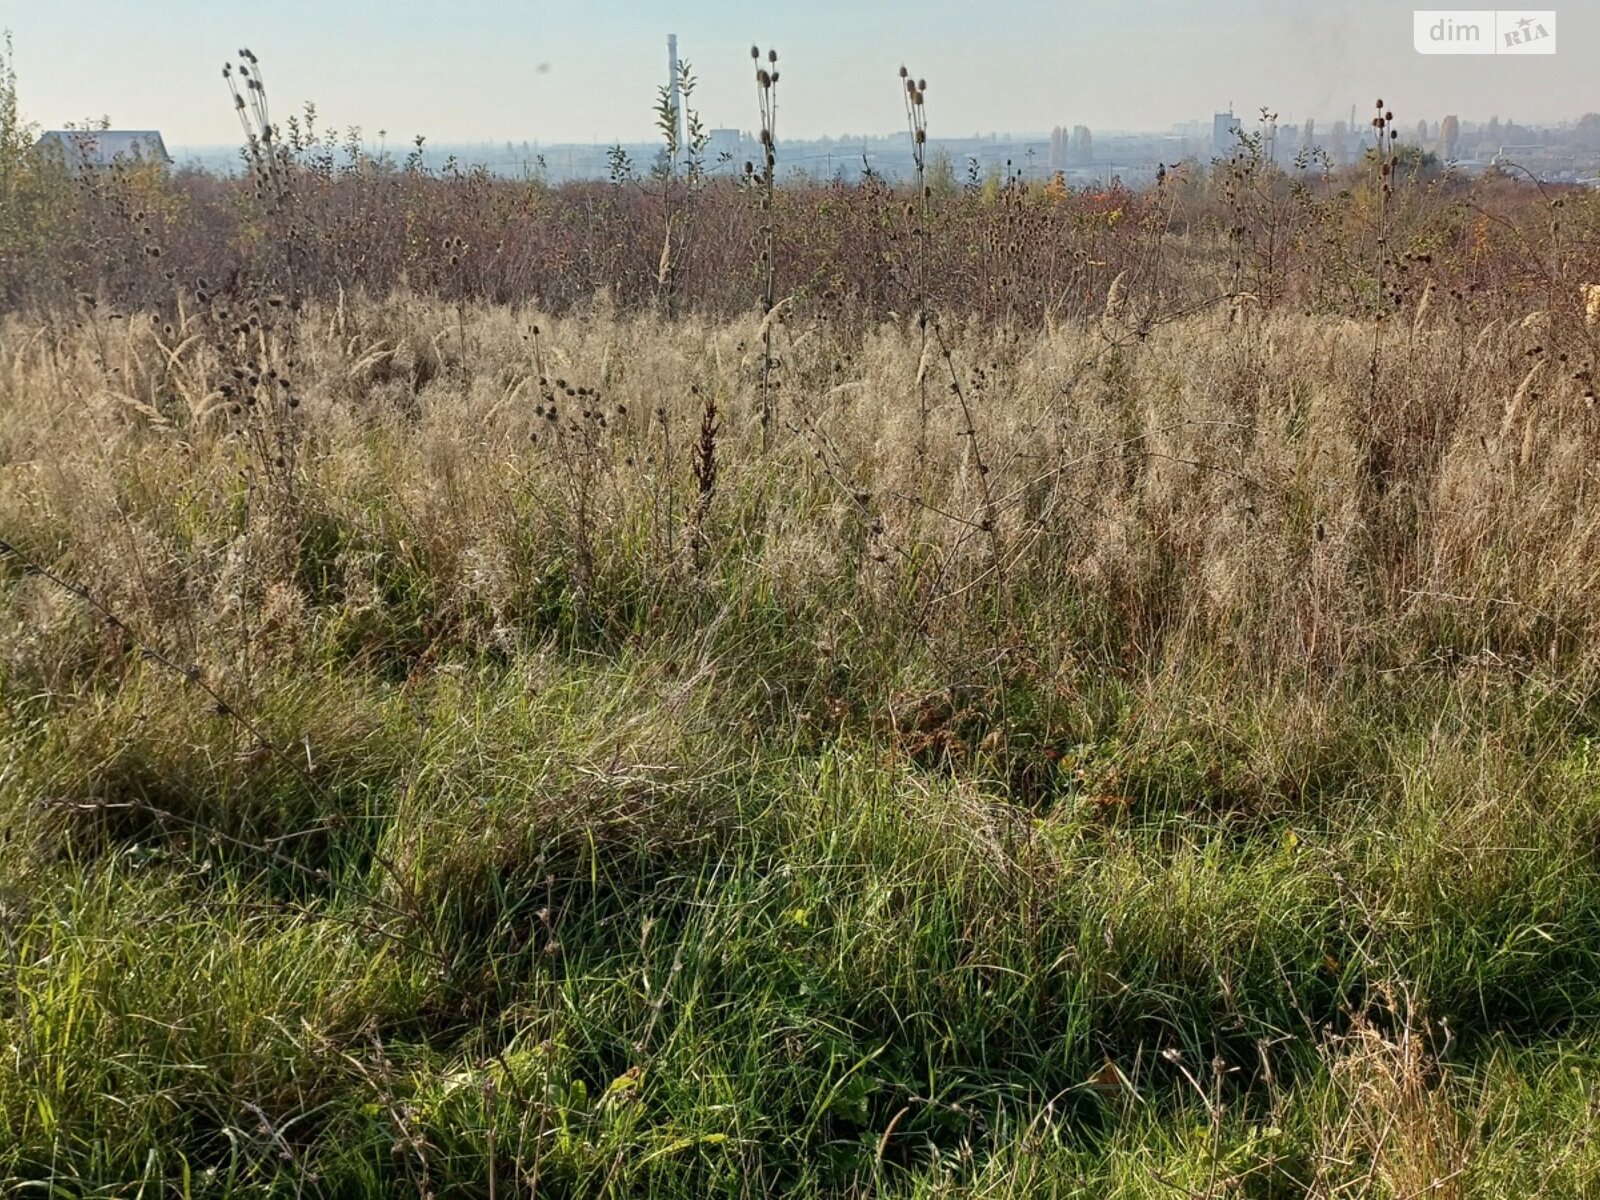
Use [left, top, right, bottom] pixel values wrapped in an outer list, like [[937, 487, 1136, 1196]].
[[666, 34, 685, 168]]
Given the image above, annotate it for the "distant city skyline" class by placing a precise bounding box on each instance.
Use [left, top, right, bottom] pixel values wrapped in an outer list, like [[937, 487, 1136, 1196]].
[[147, 107, 1598, 154], [7, 2, 1598, 148], [133, 107, 1599, 193]]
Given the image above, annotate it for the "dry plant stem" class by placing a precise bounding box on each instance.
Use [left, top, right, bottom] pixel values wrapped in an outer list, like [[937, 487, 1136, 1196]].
[[901, 66, 931, 474], [932, 323, 1001, 578], [1368, 100, 1397, 467], [688, 384, 719, 569], [753, 46, 779, 451], [930, 321, 1012, 773], [224, 50, 299, 306]]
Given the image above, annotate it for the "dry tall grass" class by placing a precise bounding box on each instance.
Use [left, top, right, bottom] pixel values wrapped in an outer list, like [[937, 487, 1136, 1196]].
[[5, 291, 1599, 702]]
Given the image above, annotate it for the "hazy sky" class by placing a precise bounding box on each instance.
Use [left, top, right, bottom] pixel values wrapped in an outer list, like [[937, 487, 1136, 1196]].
[[4, 1, 1596, 147]]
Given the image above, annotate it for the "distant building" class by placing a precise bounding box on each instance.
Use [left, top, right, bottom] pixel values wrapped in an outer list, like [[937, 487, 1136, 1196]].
[[1069, 124, 1094, 166], [34, 130, 172, 172], [1211, 111, 1239, 158]]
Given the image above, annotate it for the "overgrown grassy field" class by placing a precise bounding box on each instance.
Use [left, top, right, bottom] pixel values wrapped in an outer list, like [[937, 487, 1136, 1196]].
[[5, 284, 1600, 1196], [6, 40, 1600, 1197]]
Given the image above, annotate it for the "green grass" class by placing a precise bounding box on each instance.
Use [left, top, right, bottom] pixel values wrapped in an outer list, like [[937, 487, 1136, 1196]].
[[5, 648, 1600, 1196]]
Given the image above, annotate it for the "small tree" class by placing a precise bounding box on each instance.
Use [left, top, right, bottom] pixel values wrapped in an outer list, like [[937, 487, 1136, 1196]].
[[652, 60, 710, 314], [0, 32, 32, 214], [1438, 114, 1460, 161], [0, 31, 72, 296], [926, 148, 958, 199]]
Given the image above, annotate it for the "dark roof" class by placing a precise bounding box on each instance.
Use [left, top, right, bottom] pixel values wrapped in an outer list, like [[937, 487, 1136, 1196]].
[[34, 130, 172, 169]]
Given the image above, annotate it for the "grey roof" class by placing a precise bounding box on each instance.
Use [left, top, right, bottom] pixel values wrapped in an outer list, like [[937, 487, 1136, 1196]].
[[34, 130, 172, 169]]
